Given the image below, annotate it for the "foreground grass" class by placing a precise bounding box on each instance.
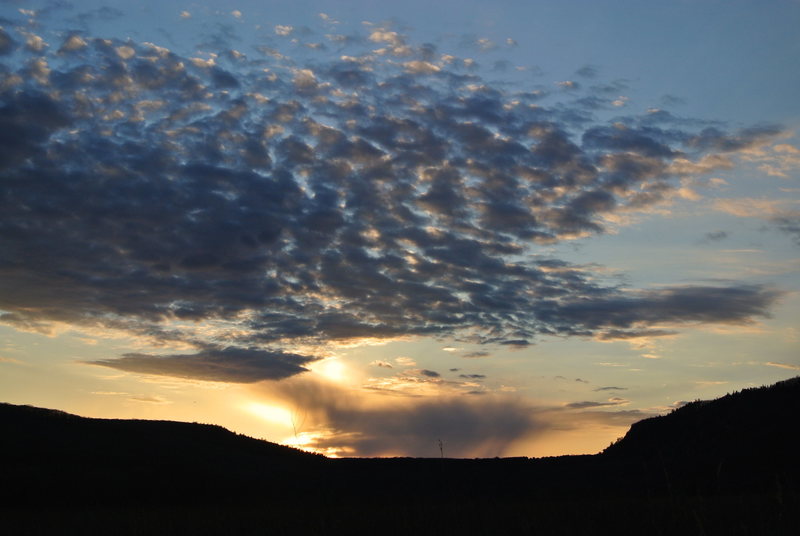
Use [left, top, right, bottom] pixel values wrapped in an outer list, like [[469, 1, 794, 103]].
[[4, 492, 797, 536]]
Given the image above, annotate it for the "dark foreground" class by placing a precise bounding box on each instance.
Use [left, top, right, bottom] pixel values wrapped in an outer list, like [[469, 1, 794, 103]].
[[2, 377, 798, 535]]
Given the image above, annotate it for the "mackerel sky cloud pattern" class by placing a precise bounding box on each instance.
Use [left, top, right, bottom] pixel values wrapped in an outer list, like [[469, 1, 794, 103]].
[[0, 12, 784, 383]]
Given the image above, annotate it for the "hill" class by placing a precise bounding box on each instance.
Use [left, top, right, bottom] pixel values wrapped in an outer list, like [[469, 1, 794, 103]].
[[602, 376, 800, 494], [1, 377, 798, 535], [1, 403, 324, 505]]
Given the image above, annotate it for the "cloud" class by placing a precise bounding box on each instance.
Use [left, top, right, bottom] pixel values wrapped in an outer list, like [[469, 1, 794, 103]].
[[686, 125, 783, 153], [611, 96, 629, 108], [575, 65, 598, 79], [128, 395, 170, 404], [57, 33, 87, 53], [318, 13, 338, 25], [565, 398, 628, 409], [713, 198, 789, 218], [262, 377, 541, 457], [772, 213, 800, 246], [539, 285, 781, 337], [0, 15, 788, 383], [0, 27, 17, 55], [597, 329, 679, 341], [368, 29, 404, 46], [765, 361, 800, 371], [87, 347, 317, 383], [713, 198, 800, 245], [245, 373, 653, 457], [462, 351, 491, 359], [704, 230, 729, 242]]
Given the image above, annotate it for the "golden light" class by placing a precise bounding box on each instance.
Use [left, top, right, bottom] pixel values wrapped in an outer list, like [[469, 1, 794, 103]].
[[244, 402, 293, 428], [308, 357, 348, 382], [283, 431, 318, 448], [282, 431, 349, 457]]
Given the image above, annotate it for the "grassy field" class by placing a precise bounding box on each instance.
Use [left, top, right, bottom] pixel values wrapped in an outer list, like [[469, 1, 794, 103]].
[[3, 491, 797, 535]]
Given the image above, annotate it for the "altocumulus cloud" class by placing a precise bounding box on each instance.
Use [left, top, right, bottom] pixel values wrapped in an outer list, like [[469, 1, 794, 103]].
[[0, 8, 785, 382]]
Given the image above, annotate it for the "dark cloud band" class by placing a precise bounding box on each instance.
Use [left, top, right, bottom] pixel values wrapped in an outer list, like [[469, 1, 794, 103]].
[[87, 347, 315, 383]]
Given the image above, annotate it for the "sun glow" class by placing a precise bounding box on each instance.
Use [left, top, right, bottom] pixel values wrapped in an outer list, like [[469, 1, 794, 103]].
[[244, 402, 293, 428], [283, 431, 348, 457], [308, 357, 349, 382]]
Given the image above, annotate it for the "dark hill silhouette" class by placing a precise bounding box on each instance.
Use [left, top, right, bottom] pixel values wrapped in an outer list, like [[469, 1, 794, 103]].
[[602, 376, 800, 494], [2, 377, 798, 535], [2, 402, 321, 464], [1, 403, 324, 505], [605, 376, 799, 459]]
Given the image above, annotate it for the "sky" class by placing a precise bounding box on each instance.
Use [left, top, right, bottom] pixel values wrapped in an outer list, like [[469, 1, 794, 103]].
[[1, 0, 798, 458]]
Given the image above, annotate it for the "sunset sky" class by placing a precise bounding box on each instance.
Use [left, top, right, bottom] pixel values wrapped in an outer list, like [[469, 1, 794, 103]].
[[1, 0, 798, 458]]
